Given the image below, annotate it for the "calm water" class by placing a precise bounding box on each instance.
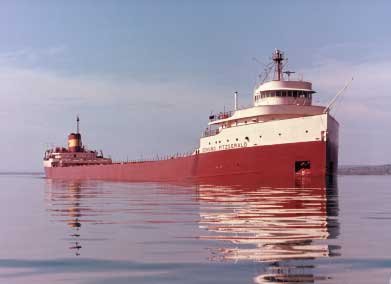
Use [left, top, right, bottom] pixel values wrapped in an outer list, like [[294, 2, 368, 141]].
[[0, 174, 390, 283]]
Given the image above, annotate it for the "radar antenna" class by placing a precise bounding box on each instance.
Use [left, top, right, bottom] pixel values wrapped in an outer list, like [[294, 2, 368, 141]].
[[283, 70, 295, 80]]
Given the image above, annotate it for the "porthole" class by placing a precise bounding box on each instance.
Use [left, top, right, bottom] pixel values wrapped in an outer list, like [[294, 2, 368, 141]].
[[245, 136, 250, 142], [209, 142, 211, 145], [259, 135, 262, 138], [236, 138, 239, 141], [219, 141, 221, 143], [215, 141, 217, 144], [305, 130, 309, 133], [278, 133, 282, 136], [226, 139, 229, 142]]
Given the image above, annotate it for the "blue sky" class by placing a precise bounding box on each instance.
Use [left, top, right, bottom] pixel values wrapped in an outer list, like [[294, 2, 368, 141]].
[[0, 1, 390, 171]]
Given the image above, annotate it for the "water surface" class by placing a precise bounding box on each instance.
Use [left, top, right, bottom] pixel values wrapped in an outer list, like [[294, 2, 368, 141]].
[[0, 174, 390, 283]]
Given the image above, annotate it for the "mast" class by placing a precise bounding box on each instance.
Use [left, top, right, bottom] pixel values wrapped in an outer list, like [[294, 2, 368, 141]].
[[272, 49, 284, 81], [76, 116, 80, 134]]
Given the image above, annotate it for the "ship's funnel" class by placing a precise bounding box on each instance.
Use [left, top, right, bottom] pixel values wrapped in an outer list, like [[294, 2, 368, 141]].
[[68, 116, 83, 152], [68, 133, 82, 152]]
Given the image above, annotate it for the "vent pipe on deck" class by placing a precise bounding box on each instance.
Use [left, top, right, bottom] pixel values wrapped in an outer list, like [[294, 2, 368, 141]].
[[234, 91, 238, 110]]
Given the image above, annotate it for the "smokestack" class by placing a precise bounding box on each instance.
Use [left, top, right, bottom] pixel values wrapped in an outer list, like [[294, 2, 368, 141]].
[[234, 91, 238, 110]]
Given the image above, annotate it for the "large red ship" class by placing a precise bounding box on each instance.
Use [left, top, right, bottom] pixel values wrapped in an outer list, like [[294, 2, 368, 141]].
[[44, 50, 339, 182]]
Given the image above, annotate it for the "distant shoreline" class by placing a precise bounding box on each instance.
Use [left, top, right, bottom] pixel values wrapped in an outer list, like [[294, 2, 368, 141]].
[[338, 165, 391, 175], [0, 172, 43, 176]]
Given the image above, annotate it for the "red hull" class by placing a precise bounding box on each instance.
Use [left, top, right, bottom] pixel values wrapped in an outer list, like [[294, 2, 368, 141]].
[[45, 141, 337, 182]]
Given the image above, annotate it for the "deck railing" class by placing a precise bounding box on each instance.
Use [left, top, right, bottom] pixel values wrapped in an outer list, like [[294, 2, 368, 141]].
[[208, 104, 252, 122], [208, 111, 234, 122], [117, 150, 196, 164], [202, 128, 220, 137]]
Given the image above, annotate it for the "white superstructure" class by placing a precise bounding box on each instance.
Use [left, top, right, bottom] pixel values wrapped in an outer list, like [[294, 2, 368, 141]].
[[198, 49, 338, 154]]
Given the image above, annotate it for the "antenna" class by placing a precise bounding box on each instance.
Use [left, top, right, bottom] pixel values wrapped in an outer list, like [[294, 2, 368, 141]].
[[252, 57, 267, 67], [76, 115, 80, 134], [324, 77, 354, 114]]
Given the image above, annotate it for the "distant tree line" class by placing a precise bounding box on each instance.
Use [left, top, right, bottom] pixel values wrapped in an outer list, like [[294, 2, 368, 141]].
[[338, 165, 391, 175]]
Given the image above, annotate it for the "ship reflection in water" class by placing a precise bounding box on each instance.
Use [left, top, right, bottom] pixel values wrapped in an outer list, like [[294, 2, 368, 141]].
[[45, 181, 86, 256], [44, 175, 339, 283], [197, 176, 339, 283]]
